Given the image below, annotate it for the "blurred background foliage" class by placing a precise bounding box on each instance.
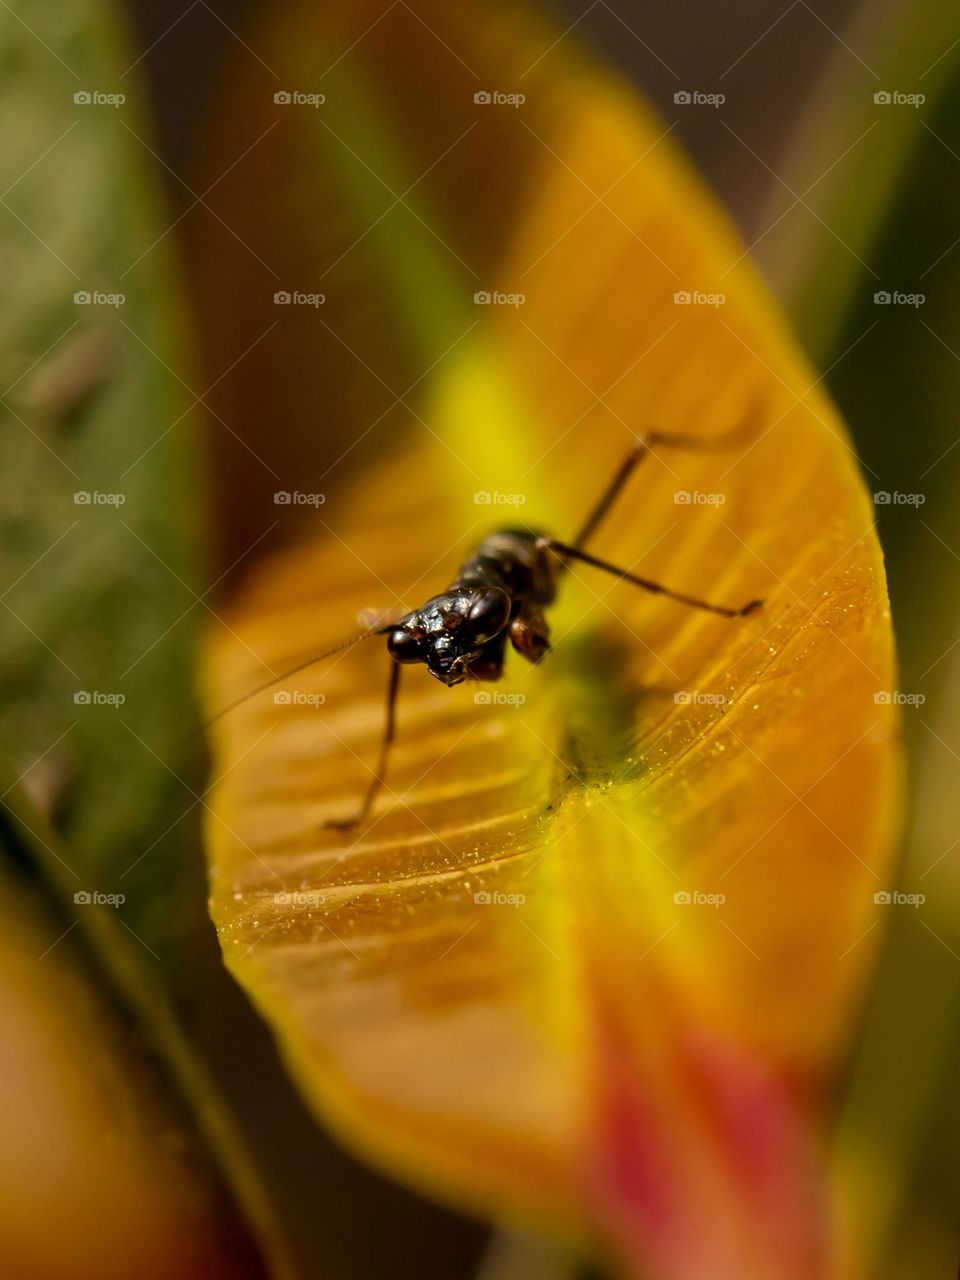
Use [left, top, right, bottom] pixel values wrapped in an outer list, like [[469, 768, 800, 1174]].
[[1, 0, 959, 1276], [775, 5, 960, 1276]]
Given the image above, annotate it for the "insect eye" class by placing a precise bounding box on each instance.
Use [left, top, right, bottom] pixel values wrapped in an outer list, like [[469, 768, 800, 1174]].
[[387, 629, 423, 663], [467, 589, 510, 642]]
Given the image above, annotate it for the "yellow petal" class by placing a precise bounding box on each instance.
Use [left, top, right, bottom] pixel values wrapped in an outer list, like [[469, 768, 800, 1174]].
[[201, 4, 900, 1276]]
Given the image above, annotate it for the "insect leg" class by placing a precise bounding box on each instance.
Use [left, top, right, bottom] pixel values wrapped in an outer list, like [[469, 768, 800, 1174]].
[[571, 421, 756, 550], [509, 602, 551, 663], [541, 539, 762, 618], [324, 659, 401, 830]]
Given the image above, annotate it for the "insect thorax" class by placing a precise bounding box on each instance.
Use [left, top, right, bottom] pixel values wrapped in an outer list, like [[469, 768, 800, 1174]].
[[452, 528, 557, 607]]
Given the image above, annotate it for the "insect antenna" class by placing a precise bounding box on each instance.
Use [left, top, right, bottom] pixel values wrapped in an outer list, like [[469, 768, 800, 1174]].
[[202, 626, 390, 730]]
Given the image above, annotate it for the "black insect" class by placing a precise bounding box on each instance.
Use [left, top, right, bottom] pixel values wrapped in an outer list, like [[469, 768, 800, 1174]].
[[212, 426, 763, 829]]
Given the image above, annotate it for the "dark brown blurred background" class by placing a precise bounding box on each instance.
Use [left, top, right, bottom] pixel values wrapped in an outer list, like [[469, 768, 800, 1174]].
[[126, 0, 861, 235], [123, 0, 867, 580]]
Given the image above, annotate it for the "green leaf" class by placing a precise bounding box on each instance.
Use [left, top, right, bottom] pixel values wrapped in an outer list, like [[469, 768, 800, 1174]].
[[0, 0, 205, 969]]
